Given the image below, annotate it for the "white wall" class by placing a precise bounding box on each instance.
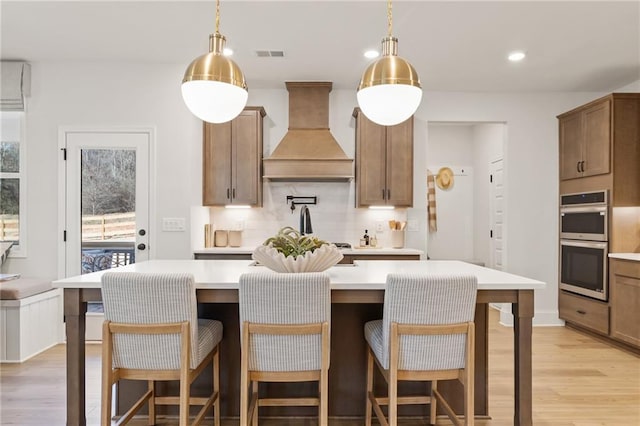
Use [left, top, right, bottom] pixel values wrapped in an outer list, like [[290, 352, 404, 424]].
[[425, 125, 475, 260], [6, 60, 611, 324]]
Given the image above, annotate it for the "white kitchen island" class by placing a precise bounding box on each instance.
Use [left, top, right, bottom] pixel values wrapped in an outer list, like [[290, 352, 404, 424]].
[[54, 259, 544, 426]]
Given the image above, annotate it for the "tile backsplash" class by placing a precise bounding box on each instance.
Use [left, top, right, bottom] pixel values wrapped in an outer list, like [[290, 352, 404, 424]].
[[192, 182, 407, 249]]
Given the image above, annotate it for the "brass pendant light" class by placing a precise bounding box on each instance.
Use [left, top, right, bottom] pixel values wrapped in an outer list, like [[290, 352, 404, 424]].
[[182, 0, 248, 123], [357, 0, 422, 126]]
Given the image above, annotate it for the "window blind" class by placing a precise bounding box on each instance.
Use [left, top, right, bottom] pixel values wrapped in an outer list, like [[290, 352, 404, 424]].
[[1, 62, 30, 111]]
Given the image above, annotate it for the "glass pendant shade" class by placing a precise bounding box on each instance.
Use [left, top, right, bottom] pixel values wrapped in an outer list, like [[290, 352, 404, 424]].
[[182, 23, 248, 123], [357, 10, 422, 127]]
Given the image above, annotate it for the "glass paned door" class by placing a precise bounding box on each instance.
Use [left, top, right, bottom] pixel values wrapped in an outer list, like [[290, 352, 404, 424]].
[[64, 131, 150, 278]]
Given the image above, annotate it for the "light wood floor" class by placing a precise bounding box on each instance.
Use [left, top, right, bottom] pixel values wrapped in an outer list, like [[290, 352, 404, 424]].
[[1, 308, 638, 425]]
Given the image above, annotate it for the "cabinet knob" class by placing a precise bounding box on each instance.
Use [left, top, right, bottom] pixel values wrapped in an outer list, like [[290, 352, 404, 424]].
[[137, 243, 146, 251]]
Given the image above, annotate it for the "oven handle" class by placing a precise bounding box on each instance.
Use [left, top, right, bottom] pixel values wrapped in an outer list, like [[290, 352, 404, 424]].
[[560, 239, 608, 249], [560, 205, 607, 214]]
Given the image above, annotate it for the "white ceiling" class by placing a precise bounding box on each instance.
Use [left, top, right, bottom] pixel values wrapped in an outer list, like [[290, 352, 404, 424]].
[[2, 1, 639, 92]]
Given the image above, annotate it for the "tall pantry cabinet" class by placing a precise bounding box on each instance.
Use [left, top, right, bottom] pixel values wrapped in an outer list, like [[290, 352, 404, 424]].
[[558, 93, 640, 352], [202, 107, 266, 206]]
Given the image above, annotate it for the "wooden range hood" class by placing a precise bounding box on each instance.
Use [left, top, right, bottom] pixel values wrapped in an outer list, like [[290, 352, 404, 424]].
[[263, 82, 354, 181]]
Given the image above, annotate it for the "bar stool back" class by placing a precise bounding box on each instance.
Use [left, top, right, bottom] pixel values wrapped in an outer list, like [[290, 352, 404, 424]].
[[364, 273, 478, 426], [238, 272, 331, 426], [101, 272, 223, 426]]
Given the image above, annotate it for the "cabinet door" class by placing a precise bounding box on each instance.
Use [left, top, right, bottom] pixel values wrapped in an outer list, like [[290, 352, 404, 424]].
[[582, 100, 611, 178], [386, 117, 414, 207], [610, 260, 640, 348], [559, 111, 583, 180], [203, 121, 232, 206], [231, 110, 263, 206], [356, 112, 387, 206]]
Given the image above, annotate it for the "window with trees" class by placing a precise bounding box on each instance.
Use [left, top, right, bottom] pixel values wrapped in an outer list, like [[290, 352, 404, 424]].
[[0, 112, 25, 256]]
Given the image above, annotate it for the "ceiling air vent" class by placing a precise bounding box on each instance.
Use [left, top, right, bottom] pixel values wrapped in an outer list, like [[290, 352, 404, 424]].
[[255, 50, 285, 58]]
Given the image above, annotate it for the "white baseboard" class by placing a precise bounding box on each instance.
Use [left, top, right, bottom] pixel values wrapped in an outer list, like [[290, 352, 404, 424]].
[[495, 304, 564, 327]]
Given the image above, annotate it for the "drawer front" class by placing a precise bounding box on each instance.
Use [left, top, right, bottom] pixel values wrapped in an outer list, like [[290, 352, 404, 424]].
[[611, 259, 640, 279], [559, 291, 609, 335]]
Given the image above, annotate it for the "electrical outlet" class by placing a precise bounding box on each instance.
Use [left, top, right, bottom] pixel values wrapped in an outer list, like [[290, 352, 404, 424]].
[[375, 221, 384, 233], [162, 217, 186, 232], [233, 221, 244, 231], [407, 219, 418, 232]]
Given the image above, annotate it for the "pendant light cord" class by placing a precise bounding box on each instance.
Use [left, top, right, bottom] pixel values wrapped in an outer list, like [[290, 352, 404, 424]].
[[387, 0, 393, 37], [215, 0, 221, 35]]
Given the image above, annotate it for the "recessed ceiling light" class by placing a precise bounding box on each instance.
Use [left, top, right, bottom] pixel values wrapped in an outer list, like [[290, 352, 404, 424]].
[[508, 51, 526, 62], [364, 50, 379, 59], [223, 48, 234, 56]]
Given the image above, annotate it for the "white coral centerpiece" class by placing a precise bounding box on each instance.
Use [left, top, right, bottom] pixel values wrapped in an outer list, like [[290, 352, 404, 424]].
[[252, 227, 343, 273]]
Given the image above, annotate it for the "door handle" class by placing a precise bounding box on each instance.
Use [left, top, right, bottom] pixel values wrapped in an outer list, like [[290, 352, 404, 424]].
[[232, 188, 236, 199], [226, 188, 230, 199], [577, 161, 581, 173], [576, 309, 586, 315], [382, 189, 386, 200], [137, 243, 146, 251], [387, 189, 391, 200], [580, 161, 585, 173]]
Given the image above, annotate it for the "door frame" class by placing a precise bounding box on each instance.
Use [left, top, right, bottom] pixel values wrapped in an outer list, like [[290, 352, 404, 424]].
[[57, 126, 156, 279]]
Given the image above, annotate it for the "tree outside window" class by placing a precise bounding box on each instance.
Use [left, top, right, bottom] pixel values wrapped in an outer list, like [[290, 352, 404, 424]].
[[0, 112, 25, 255]]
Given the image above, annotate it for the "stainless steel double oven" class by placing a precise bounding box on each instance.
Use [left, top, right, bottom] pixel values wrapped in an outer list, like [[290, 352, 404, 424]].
[[560, 190, 608, 301]]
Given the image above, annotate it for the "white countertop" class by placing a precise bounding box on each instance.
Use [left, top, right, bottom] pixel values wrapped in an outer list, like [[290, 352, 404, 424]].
[[53, 259, 544, 291], [609, 253, 640, 262], [194, 246, 424, 256]]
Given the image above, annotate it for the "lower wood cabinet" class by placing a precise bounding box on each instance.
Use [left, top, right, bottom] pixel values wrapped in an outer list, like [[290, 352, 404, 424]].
[[559, 290, 609, 335], [560, 259, 640, 351], [610, 259, 640, 348]]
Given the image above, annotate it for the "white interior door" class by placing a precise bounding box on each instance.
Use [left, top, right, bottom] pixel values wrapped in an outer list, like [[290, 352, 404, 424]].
[[489, 159, 504, 270], [63, 130, 150, 277]]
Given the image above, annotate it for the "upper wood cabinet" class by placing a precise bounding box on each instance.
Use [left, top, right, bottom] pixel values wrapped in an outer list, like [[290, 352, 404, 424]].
[[558, 93, 640, 207], [353, 108, 413, 207], [559, 98, 611, 180], [203, 107, 266, 206]]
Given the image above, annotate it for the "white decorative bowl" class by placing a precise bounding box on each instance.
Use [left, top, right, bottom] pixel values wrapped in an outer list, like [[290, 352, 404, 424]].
[[252, 243, 344, 273]]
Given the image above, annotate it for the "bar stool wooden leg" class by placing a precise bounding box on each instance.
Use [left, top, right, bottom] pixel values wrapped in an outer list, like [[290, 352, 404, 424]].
[[252, 381, 258, 426], [365, 348, 374, 426], [430, 381, 438, 426], [213, 345, 220, 426], [147, 380, 155, 425], [101, 321, 113, 426]]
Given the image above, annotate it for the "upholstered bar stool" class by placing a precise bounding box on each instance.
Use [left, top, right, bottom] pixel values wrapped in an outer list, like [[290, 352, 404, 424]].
[[100, 272, 223, 426], [238, 272, 331, 426], [364, 273, 477, 426]]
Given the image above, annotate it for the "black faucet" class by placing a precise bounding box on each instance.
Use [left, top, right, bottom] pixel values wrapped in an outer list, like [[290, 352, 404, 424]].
[[299, 204, 313, 235]]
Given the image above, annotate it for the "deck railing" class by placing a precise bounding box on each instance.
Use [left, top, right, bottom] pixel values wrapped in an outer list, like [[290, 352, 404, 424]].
[[81, 212, 135, 240], [0, 215, 18, 241]]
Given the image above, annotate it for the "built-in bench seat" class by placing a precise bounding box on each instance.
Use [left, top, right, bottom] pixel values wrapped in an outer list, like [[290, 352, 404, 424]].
[[1, 278, 63, 362]]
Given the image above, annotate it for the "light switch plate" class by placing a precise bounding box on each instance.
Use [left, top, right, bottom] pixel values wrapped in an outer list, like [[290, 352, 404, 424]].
[[162, 217, 186, 232]]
